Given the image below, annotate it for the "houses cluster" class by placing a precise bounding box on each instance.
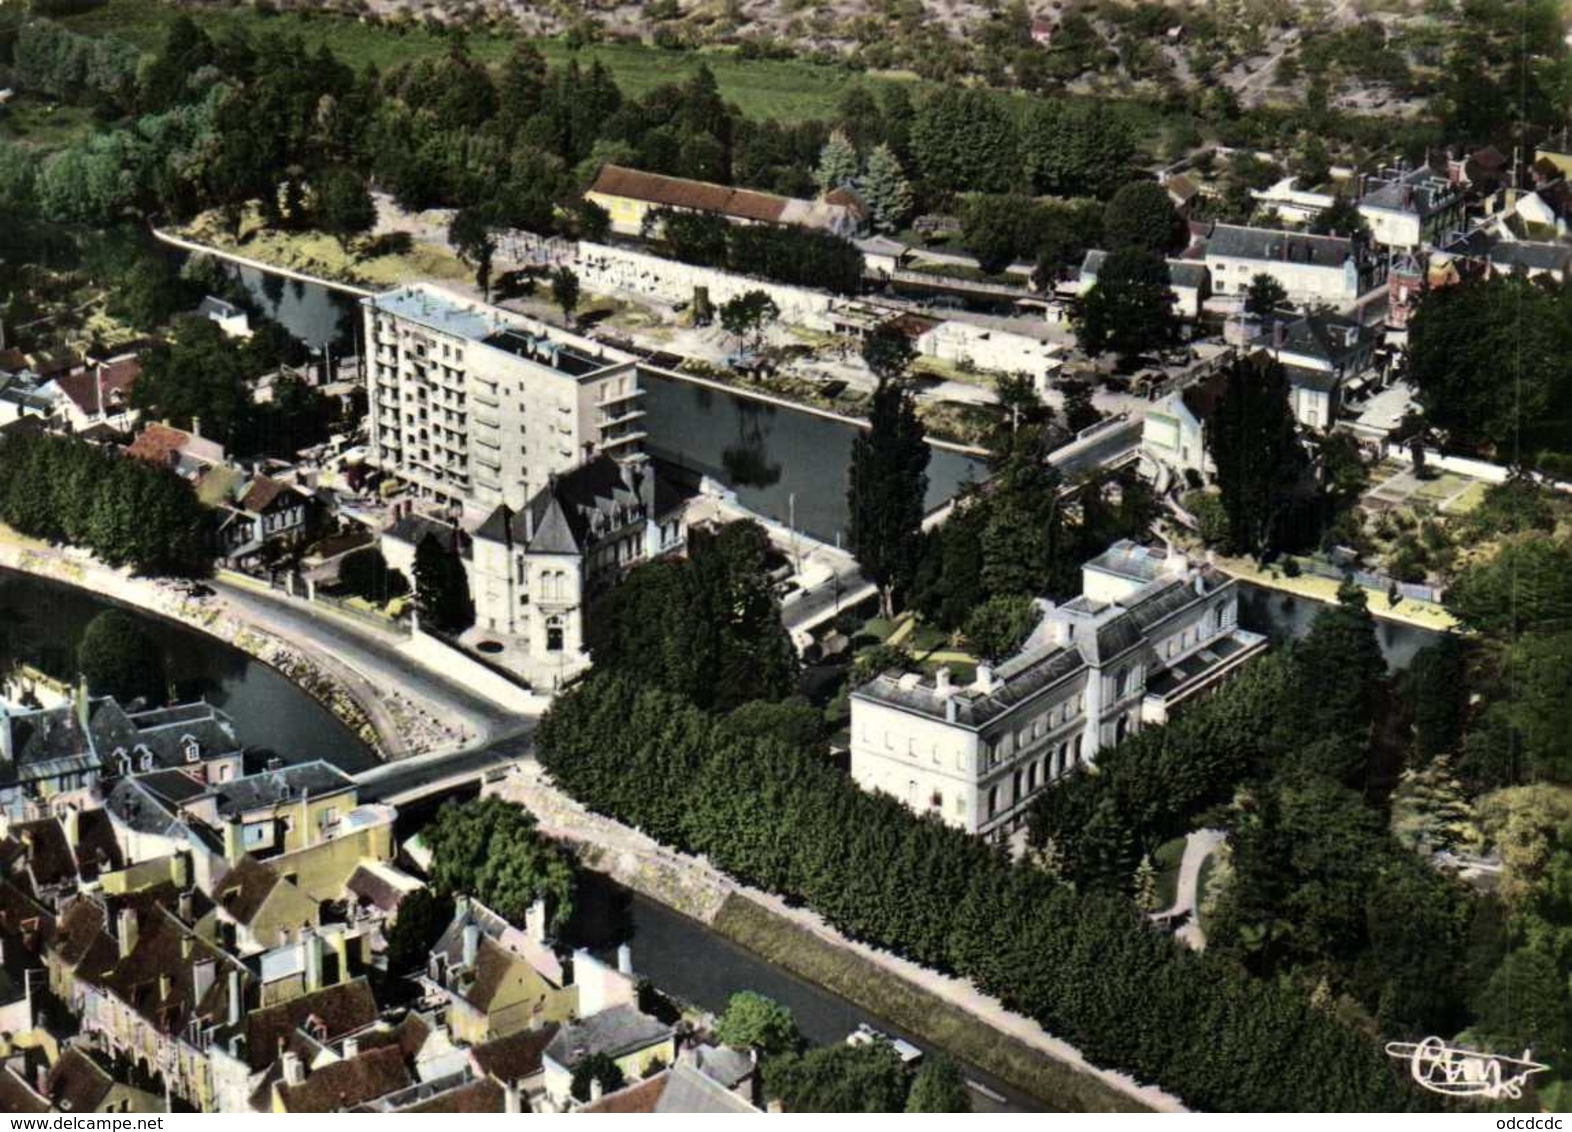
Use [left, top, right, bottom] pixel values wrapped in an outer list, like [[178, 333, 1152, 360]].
[[0, 691, 764, 1113]]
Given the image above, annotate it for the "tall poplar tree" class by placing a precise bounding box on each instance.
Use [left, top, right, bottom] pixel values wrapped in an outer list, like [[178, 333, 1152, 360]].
[[1205, 353, 1307, 556], [848, 375, 930, 617]]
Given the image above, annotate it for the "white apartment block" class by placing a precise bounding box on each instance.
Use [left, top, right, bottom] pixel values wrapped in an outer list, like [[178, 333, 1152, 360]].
[[363, 284, 646, 523], [850, 542, 1267, 840]]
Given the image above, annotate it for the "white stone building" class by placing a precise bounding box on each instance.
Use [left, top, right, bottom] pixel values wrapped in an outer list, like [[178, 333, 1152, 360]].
[[1252, 312, 1378, 432], [363, 284, 646, 523], [469, 454, 688, 684], [849, 543, 1266, 840], [1201, 223, 1383, 310]]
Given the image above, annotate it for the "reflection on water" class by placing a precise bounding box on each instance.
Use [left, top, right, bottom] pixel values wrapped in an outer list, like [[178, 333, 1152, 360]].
[[644, 371, 986, 543], [0, 570, 375, 772], [1234, 581, 1444, 671]]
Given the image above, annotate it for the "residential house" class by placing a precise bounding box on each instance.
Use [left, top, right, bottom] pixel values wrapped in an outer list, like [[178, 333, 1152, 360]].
[[849, 541, 1266, 840], [197, 297, 253, 340], [214, 474, 318, 569], [1357, 164, 1466, 250], [125, 423, 226, 478], [419, 897, 576, 1043], [586, 164, 865, 239], [1201, 223, 1383, 310], [578, 1063, 761, 1113], [1252, 311, 1378, 431], [466, 1023, 559, 1109], [1140, 369, 1227, 481], [539, 1004, 678, 1110], [44, 1045, 162, 1113], [48, 356, 140, 436], [469, 454, 688, 681], [1487, 240, 1572, 283]]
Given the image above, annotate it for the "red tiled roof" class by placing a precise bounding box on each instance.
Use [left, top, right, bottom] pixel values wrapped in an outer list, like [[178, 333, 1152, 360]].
[[398, 1079, 505, 1113], [46, 1047, 114, 1113], [245, 978, 380, 1071], [0, 1066, 49, 1114], [126, 423, 193, 466], [240, 476, 291, 514], [589, 164, 789, 224], [54, 360, 140, 417], [275, 1045, 412, 1112], [580, 1074, 667, 1113], [469, 1022, 558, 1084]]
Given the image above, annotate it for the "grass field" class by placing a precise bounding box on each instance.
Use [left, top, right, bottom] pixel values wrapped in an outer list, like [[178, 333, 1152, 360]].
[[712, 893, 1150, 1112], [60, 0, 909, 122]]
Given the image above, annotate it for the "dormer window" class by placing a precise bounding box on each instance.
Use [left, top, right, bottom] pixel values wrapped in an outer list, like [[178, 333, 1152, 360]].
[[135, 744, 154, 772], [182, 735, 200, 763], [113, 747, 130, 776]]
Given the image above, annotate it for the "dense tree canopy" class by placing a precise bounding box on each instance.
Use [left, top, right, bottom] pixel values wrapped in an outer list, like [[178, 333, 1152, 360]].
[[848, 377, 930, 615], [1205, 353, 1311, 556], [422, 796, 576, 929], [1076, 247, 1176, 361], [77, 609, 166, 707]]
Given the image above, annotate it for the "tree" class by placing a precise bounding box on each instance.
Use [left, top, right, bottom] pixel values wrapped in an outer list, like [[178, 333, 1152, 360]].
[[1448, 535, 1572, 637], [1309, 195, 1370, 238], [77, 610, 165, 706], [713, 991, 802, 1056], [860, 143, 913, 232], [965, 593, 1038, 662], [1061, 380, 1101, 433], [1390, 756, 1482, 856], [449, 207, 497, 300], [1076, 247, 1175, 361], [1102, 181, 1185, 255], [381, 887, 454, 978], [961, 193, 1037, 275], [905, 1057, 972, 1112], [315, 166, 376, 251], [861, 322, 917, 383], [1472, 949, 1572, 1067], [551, 266, 581, 326], [762, 1041, 910, 1112], [570, 1052, 626, 1102], [1402, 638, 1468, 762], [413, 530, 473, 634], [1407, 275, 1572, 451], [848, 377, 930, 616], [814, 128, 859, 193], [1244, 273, 1289, 317], [422, 796, 576, 928], [1205, 353, 1308, 556], [1285, 581, 1387, 774], [718, 290, 780, 355]]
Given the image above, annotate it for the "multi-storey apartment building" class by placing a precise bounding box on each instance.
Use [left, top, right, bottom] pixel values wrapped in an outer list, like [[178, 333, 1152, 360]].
[[363, 284, 646, 522], [850, 542, 1267, 841]]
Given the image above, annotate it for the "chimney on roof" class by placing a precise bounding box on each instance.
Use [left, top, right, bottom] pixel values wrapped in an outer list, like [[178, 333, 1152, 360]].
[[342, 1036, 359, 1060], [974, 665, 996, 694], [462, 923, 480, 969], [934, 666, 952, 697], [116, 906, 138, 958], [191, 416, 201, 440], [616, 942, 633, 976], [193, 957, 215, 1006], [525, 899, 548, 946], [304, 929, 323, 992], [589, 1077, 604, 1103], [1273, 319, 1285, 349], [281, 1051, 304, 1087], [227, 968, 242, 1027], [504, 1080, 522, 1115]]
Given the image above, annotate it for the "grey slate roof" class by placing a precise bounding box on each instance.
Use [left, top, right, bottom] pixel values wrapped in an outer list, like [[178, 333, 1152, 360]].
[[206, 760, 354, 819], [473, 455, 688, 556], [1204, 224, 1353, 268], [1489, 241, 1572, 273], [543, 1004, 674, 1067]]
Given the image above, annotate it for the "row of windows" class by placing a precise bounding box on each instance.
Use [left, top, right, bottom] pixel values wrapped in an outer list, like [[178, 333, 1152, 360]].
[[987, 695, 1085, 767], [986, 737, 1084, 819]]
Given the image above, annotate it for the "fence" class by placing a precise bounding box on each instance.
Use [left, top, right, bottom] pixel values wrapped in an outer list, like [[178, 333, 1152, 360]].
[[1285, 555, 1446, 605]]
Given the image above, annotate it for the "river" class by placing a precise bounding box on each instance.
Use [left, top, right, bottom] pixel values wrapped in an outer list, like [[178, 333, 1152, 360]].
[[0, 569, 376, 773], [1234, 580, 1442, 670]]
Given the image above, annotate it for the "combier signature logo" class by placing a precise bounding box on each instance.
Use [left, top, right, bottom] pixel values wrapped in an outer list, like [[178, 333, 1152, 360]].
[[1384, 1037, 1550, 1101]]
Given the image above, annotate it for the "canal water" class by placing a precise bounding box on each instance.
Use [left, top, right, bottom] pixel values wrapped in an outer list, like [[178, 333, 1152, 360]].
[[0, 569, 375, 773], [1234, 580, 1442, 671]]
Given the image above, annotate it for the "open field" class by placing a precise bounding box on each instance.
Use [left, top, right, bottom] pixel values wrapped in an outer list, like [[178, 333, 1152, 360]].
[[711, 893, 1152, 1113], [59, 0, 912, 122]]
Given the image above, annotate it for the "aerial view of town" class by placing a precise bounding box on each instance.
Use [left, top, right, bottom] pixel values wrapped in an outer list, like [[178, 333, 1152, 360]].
[[0, 0, 1568, 1116]]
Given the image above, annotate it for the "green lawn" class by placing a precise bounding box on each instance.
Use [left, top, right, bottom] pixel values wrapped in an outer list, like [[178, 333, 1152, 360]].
[[60, 0, 906, 122], [712, 894, 1150, 1112]]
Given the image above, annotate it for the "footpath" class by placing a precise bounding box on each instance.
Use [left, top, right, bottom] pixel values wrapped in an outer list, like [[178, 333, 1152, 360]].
[[489, 763, 1187, 1114]]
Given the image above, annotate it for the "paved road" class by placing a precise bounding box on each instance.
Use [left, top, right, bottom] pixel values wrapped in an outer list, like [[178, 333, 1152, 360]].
[[356, 728, 538, 803]]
